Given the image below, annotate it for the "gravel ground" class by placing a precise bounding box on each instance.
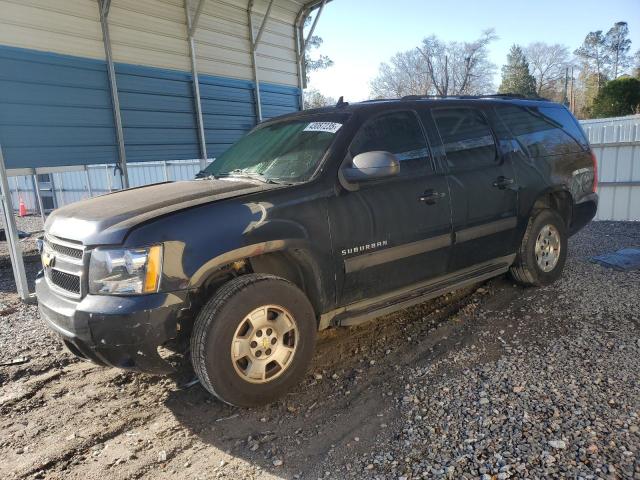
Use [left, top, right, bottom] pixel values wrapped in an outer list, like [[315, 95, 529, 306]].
[[0, 214, 44, 262], [0, 221, 638, 480]]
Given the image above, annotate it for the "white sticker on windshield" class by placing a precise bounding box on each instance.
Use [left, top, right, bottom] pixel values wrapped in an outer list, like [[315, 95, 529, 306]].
[[304, 122, 343, 134]]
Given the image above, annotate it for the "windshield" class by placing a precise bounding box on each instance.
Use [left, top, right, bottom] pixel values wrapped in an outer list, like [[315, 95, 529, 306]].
[[202, 115, 347, 184]]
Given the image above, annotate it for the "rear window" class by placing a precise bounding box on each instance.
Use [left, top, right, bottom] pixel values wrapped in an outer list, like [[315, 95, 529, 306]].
[[539, 107, 589, 148], [497, 105, 587, 158]]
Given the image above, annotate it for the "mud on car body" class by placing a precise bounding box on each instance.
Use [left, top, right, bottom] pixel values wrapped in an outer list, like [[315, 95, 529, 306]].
[[37, 96, 598, 406]]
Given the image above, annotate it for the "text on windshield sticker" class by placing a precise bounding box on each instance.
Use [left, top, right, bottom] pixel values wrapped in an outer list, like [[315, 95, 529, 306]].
[[304, 122, 343, 134]]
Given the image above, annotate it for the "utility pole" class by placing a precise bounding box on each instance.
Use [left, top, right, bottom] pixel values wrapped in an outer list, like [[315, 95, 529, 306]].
[[562, 67, 569, 107], [569, 66, 575, 114]]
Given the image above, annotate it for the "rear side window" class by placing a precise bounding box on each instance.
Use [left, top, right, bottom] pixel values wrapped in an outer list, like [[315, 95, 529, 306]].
[[539, 107, 589, 149], [431, 108, 497, 171], [350, 111, 431, 174], [497, 105, 586, 158]]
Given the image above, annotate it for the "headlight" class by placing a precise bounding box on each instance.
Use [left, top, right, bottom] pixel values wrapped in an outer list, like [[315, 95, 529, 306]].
[[89, 245, 163, 295]]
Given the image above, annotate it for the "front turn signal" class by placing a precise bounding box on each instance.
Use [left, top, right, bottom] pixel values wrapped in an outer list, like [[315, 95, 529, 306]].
[[143, 245, 163, 293]]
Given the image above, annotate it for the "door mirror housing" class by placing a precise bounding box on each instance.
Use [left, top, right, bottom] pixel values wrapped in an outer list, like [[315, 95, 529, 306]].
[[343, 151, 400, 183]]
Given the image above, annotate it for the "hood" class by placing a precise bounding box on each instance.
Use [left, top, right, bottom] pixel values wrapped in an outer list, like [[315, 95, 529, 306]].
[[46, 179, 270, 245]]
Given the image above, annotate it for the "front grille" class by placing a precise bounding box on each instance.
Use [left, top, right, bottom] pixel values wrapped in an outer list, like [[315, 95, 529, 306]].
[[46, 240, 83, 259], [50, 269, 81, 294]]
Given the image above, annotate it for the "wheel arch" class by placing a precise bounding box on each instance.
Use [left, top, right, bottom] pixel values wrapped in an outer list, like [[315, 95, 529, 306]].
[[189, 240, 333, 321], [529, 187, 573, 228]]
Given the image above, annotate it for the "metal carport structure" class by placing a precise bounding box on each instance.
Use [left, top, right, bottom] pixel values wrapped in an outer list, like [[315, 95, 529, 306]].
[[0, 0, 330, 300]]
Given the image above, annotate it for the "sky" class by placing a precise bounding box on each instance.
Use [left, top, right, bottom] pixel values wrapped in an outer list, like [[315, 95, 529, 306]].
[[306, 0, 640, 101]]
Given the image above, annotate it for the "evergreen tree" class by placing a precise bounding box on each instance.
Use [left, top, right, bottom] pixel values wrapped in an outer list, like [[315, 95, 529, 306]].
[[604, 22, 632, 78], [498, 45, 537, 97], [574, 31, 610, 91], [591, 77, 640, 118]]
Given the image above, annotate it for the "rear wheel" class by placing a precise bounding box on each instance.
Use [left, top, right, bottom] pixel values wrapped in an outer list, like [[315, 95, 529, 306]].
[[510, 209, 568, 286], [191, 274, 316, 407]]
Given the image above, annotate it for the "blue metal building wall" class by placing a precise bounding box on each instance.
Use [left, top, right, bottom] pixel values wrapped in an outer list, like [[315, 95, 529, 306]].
[[0, 45, 117, 169], [115, 63, 200, 162], [0, 44, 301, 170]]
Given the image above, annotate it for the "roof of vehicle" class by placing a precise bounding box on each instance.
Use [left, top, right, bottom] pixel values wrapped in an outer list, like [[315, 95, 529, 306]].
[[277, 94, 563, 122]]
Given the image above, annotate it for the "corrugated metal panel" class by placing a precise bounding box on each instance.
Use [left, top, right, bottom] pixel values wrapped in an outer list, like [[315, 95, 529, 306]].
[[116, 62, 200, 162], [580, 115, 640, 221], [196, 0, 299, 86], [109, 0, 191, 72], [104, 0, 300, 87], [199, 74, 256, 157], [0, 43, 299, 169], [0, 0, 104, 60], [0, 0, 308, 89], [7, 160, 205, 213], [581, 114, 640, 144], [0, 0, 305, 172], [0, 45, 117, 169]]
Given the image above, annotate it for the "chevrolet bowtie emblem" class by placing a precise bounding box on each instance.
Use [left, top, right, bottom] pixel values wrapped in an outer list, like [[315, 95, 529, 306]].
[[42, 251, 56, 268]]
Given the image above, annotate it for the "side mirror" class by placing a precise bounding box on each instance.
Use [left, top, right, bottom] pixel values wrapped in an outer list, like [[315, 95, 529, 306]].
[[343, 151, 400, 183]]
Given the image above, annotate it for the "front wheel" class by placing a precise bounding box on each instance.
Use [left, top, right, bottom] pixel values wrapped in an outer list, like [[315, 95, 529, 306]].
[[510, 209, 568, 287], [190, 274, 316, 407]]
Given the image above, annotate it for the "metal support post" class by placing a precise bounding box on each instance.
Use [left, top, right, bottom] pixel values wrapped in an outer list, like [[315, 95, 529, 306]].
[[0, 144, 31, 300], [294, 19, 305, 109], [104, 165, 112, 192], [294, 1, 327, 109], [253, 0, 274, 49], [56, 172, 64, 207], [247, 1, 264, 123], [32, 173, 46, 223], [98, 0, 129, 189], [303, 0, 327, 54], [84, 166, 93, 198], [162, 161, 170, 182], [185, 0, 209, 171], [13, 176, 20, 209]]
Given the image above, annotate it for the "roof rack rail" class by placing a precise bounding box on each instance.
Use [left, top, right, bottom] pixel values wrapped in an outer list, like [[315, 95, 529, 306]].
[[401, 95, 454, 100], [399, 93, 552, 102], [360, 98, 396, 103], [478, 93, 552, 101]]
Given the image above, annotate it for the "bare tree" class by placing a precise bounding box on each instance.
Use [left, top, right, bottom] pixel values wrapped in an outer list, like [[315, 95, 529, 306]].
[[303, 88, 336, 109], [604, 21, 632, 78], [369, 29, 496, 99], [416, 29, 498, 96], [370, 49, 431, 98], [524, 42, 570, 98], [574, 31, 610, 91]]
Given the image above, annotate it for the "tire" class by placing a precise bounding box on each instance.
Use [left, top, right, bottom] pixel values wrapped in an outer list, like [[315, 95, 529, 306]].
[[191, 273, 316, 407], [509, 209, 568, 287]]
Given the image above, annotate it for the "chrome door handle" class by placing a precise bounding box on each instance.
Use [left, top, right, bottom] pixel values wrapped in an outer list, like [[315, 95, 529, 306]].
[[419, 190, 446, 204], [493, 176, 515, 189]]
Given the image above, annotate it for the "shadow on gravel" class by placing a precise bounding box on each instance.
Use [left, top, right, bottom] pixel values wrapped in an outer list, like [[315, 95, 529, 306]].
[[161, 282, 499, 479], [0, 257, 40, 294]]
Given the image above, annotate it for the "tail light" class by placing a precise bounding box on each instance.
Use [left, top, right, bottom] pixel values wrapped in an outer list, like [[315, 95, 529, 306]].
[[591, 151, 598, 192]]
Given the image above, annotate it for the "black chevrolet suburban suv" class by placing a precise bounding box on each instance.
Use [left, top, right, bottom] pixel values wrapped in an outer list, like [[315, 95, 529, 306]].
[[36, 96, 598, 407]]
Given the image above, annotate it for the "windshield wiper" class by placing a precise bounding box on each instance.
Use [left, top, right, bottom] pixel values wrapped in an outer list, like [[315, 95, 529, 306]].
[[219, 170, 292, 185]]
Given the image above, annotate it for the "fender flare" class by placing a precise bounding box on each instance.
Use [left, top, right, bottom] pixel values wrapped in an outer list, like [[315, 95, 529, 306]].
[[526, 186, 574, 219], [188, 239, 333, 315]]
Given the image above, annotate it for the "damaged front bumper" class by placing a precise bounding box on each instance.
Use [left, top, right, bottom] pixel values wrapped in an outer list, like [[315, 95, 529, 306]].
[[35, 272, 192, 374]]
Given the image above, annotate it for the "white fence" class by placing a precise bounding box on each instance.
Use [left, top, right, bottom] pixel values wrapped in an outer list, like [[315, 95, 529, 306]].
[[581, 114, 640, 221], [6, 115, 640, 222], [7, 159, 205, 217]]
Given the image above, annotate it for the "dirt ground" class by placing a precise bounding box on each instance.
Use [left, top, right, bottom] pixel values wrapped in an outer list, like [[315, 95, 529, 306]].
[[0, 221, 638, 480]]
